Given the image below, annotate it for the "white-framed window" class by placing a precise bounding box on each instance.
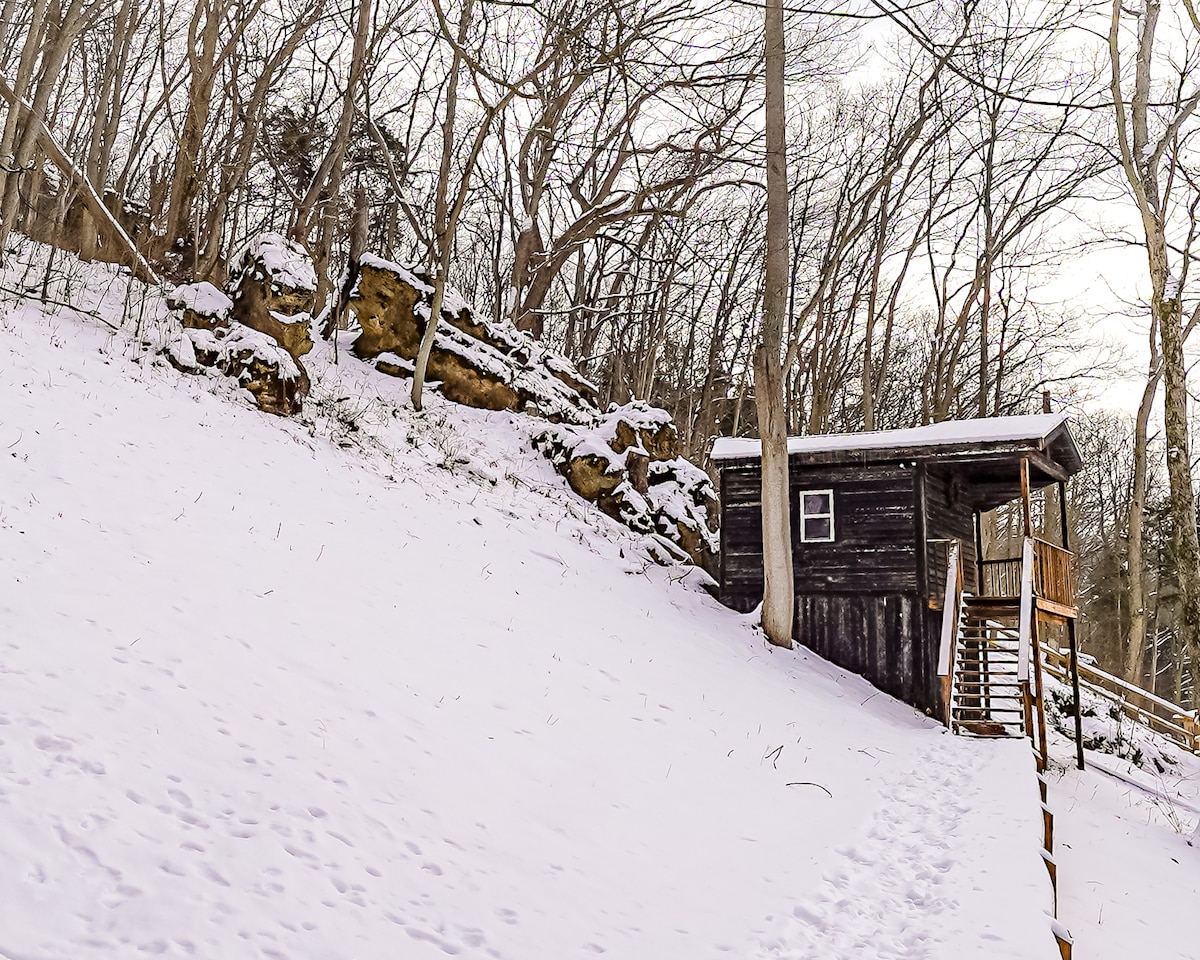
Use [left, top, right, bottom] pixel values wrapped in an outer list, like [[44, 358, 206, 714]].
[[798, 488, 835, 542]]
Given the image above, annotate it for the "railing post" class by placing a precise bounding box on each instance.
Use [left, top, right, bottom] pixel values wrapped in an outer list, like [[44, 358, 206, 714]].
[[1067, 617, 1085, 770], [1018, 536, 1046, 767], [1018, 538, 1034, 683], [937, 541, 961, 726], [1183, 712, 1200, 754]]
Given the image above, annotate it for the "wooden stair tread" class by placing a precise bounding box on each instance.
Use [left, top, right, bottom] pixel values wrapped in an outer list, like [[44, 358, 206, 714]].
[[953, 678, 1024, 687]]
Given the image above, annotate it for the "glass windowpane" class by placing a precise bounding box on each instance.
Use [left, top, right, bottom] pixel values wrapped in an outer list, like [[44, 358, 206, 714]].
[[805, 517, 831, 541], [803, 492, 830, 515]]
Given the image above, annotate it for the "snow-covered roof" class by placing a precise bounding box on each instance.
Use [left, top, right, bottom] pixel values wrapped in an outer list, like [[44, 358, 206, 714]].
[[711, 413, 1080, 471]]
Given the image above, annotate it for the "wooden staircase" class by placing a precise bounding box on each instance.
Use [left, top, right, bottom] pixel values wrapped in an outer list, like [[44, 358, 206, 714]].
[[937, 539, 1051, 762], [950, 599, 1027, 738], [936, 538, 1066, 953]]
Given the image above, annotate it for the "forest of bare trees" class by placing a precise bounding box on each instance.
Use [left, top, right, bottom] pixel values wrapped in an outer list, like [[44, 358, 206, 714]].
[[2, 0, 1199, 703]]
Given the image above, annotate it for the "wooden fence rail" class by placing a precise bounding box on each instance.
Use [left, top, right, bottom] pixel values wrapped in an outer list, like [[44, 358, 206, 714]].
[[1040, 645, 1200, 755], [1032, 539, 1075, 609], [980, 558, 1022, 598]]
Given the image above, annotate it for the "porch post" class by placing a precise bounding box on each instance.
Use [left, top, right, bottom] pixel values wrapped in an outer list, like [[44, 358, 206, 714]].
[[1059, 479, 1085, 770], [1019, 457, 1033, 538], [973, 508, 984, 596]]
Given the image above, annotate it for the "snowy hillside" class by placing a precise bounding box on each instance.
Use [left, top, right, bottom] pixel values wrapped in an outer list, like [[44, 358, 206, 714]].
[[0, 257, 1195, 959]]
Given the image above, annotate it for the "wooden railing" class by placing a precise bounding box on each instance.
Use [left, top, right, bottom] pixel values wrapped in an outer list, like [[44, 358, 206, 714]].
[[1032, 538, 1075, 609], [980, 558, 1022, 599], [980, 538, 1076, 611], [936, 540, 963, 725], [1041, 645, 1200, 755]]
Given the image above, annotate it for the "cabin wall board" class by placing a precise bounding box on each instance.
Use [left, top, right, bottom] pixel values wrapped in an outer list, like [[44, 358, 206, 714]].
[[923, 465, 979, 599], [789, 463, 917, 595], [719, 466, 766, 611], [796, 594, 938, 713]]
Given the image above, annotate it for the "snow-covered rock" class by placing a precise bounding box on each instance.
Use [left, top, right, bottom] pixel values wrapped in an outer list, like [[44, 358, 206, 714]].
[[186, 322, 304, 416], [165, 281, 233, 331], [533, 402, 718, 569], [602, 400, 679, 461], [163, 233, 317, 414], [228, 232, 316, 365]]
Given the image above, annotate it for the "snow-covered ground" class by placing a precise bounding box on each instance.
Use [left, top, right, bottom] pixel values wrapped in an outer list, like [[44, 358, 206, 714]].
[[0, 250, 1194, 959], [1049, 709, 1200, 960]]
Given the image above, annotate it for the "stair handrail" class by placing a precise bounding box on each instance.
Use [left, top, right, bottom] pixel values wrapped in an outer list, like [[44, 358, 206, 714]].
[[1017, 537, 1035, 682], [937, 540, 962, 723]]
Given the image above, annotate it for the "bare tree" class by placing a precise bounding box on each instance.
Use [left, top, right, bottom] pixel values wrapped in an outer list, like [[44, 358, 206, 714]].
[[755, 0, 794, 648], [1108, 0, 1200, 704]]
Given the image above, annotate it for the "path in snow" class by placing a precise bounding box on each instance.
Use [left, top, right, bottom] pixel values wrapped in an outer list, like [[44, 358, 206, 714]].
[[757, 737, 1052, 960]]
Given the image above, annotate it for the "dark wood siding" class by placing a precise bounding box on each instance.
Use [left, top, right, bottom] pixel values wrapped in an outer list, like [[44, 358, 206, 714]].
[[715, 427, 1081, 718], [718, 456, 940, 712], [796, 594, 938, 714], [719, 466, 765, 612], [719, 460, 919, 610], [790, 464, 917, 594], [923, 465, 978, 600]]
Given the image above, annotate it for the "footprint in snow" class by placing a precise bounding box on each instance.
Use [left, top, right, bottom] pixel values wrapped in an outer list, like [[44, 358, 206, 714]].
[[757, 745, 970, 960], [167, 788, 192, 808]]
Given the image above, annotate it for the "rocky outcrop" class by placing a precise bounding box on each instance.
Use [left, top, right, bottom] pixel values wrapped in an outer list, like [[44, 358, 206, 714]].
[[534, 401, 719, 569], [605, 403, 680, 462], [227, 233, 316, 391], [165, 267, 307, 417], [188, 325, 305, 416], [349, 253, 597, 423], [167, 282, 233, 331]]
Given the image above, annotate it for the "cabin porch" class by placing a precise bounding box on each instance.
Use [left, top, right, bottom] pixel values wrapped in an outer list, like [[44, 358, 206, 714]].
[[932, 453, 1083, 768], [978, 537, 1077, 618]]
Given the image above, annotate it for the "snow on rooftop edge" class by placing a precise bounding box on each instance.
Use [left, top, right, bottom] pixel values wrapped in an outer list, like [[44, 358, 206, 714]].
[[709, 413, 1071, 461]]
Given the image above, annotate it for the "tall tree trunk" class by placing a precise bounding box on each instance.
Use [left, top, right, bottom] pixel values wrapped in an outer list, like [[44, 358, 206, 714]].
[[1124, 358, 1158, 682], [0, 0, 48, 253], [1109, 0, 1200, 705], [754, 0, 793, 648], [157, 0, 223, 270], [412, 0, 472, 412], [1156, 282, 1200, 706], [291, 0, 372, 313], [0, 0, 86, 254]]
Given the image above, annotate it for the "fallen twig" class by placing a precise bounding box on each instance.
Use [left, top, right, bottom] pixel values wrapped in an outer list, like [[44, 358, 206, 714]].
[[786, 781, 833, 798]]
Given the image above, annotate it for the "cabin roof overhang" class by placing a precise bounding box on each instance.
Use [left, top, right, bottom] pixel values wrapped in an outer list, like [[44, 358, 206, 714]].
[[711, 414, 1083, 512]]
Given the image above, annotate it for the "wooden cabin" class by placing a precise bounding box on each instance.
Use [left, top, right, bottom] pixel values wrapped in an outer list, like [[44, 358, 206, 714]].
[[711, 414, 1084, 730]]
